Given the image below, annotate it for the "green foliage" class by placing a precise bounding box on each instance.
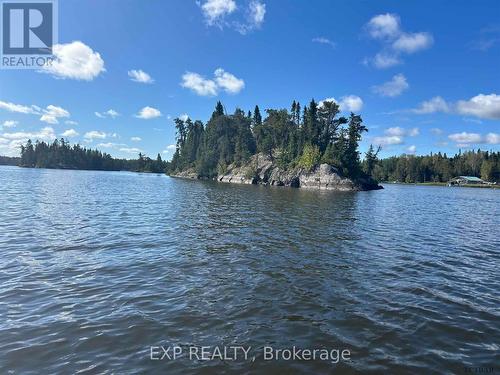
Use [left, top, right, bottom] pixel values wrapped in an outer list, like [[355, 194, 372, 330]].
[[371, 150, 500, 183], [298, 144, 321, 171], [18, 139, 168, 173], [172, 100, 370, 181]]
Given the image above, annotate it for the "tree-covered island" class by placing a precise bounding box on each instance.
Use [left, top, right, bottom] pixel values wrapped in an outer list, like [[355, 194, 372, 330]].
[[170, 99, 381, 190]]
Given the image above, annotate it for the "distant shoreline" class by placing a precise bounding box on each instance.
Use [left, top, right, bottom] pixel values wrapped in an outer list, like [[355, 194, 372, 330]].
[[383, 181, 500, 189]]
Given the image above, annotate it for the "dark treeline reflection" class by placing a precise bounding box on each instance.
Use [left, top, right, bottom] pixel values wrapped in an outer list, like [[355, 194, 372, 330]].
[[18, 138, 169, 173]]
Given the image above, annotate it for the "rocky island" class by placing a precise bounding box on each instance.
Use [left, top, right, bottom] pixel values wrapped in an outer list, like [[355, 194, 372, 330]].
[[173, 153, 381, 191], [169, 100, 382, 191]]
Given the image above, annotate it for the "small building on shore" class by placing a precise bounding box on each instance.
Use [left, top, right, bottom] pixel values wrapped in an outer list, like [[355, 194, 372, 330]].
[[448, 176, 487, 186]]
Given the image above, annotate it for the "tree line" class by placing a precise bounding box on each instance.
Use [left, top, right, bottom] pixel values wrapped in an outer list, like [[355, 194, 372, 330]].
[[170, 100, 370, 180], [18, 139, 168, 173], [366, 149, 500, 183]]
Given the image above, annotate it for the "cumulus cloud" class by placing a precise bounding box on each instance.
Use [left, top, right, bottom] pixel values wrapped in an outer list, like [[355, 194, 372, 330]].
[[312, 37, 336, 48], [364, 13, 433, 69], [0, 100, 39, 114], [372, 73, 409, 97], [65, 120, 78, 125], [371, 52, 402, 69], [372, 126, 419, 148], [214, 68, 245, 94], [40, 105, 70, 124], [392, 32, 434, 53], [200, 0, 265, 34], [431, 128, 443, 135], [455, 94, 500, 120], [485, 133, 500, 144], [372, 135, 404, 146], [181, 72, 218, 96], [41, 41, 105, 80], [119, 147, 142, 154], [95, 109, 120, 119], [448, 132, 500, 146], [135, 106, 162, 119], [0, 101, 72, 124], [319, 96, 363, 112], [131, 137, 141, 142], [411, 94, 500, 120], [84, 131, 106, 140], [366, 13, 401, 40], [61, 129, 79, 137], [385, 126, 419, 137], [128, 69, 154, 84], [2, 120, 18, 128], [179, 114, 190, 121], [339, 95, 363, 112], [0, 127, 56, 156], [411, 96, 450, 114], [163, 144, 177, 154], [406, 145, 417, 154], [181, 68, 245, 96], [201, 0, 237, 26]]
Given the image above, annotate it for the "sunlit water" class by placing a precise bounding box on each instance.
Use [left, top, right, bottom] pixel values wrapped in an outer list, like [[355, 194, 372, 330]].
[[0, 166, 499, 374]]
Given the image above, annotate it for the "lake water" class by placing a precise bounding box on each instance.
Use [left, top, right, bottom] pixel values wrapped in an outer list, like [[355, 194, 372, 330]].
[[0, 166, 499, 374]]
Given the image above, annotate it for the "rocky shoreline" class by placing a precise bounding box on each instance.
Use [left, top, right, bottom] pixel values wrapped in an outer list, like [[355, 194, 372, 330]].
[[171, 154, 382, 191]]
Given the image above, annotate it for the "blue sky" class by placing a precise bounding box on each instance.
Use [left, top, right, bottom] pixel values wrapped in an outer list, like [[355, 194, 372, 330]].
[[1, 0, 499, 159]]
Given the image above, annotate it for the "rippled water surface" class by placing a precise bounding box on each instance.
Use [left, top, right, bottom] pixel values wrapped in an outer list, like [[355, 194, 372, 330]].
[[0, 166, 499, 374]]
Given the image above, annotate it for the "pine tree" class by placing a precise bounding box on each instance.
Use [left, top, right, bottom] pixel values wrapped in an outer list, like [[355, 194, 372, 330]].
[[253, 105, 262, 126]]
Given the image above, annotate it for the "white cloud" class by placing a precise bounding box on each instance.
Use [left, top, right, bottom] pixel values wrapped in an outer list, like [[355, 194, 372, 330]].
[[319, 96, 363, 112], [372, 135, 404, 146], [0, 126, 56, 156], [84, 131, 106, 140], [201, 0, 236, 26], [41, 41, 105, 81], [61, 129, 79, 137], [181, 69, 245, 96], [119, 147, 142, 154], [131, 137, 141, 142], [247, 0, 266, 29], [163, 144, 177, 154], [448, 132, 500, 146], [0, 100, 39, 114], [456, 94, 500, 120], [179, 114, 190, 121], [372, 73, 409, 97], [385, 126, 419, 137], [40, 105, 70, 124], [65, 120, 78, 125], [0, 101, 71, 124], [371, 52, 402, 69], [431, 128, 443, 135], [95, 109, 120, 119], [448, 132, 482, 145], [392, 32, 434, 53], [411, 96, 450, 114], [364, 13, 433, 69], [181, 72, 218, 96], [411, 94, 500, 120], [135, 106, 162, 119], [312, 37, 336, 48], [366, 13, 401, 40], [214, 68, 245, 94], [406, 145, 416, 154], [485, 133, 500, 144], [128, 69, 154, 84], [2, 120, 18, 128], [339, 95, 363, 112]]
